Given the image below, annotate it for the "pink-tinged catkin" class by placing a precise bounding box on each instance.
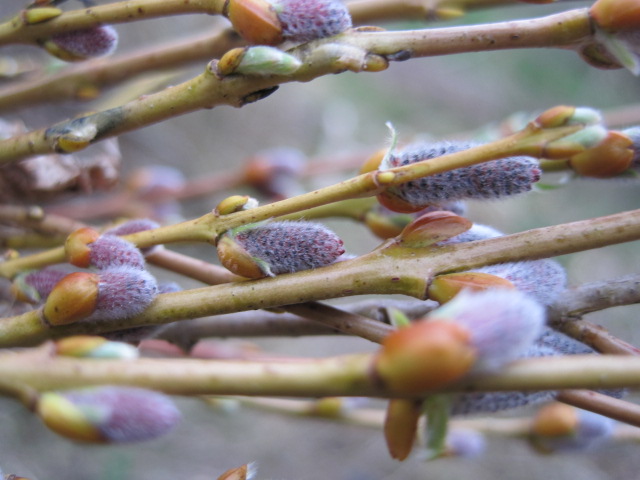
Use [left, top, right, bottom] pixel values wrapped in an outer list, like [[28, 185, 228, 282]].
[[104, 218, 161, 255], [273, 0, 352, 42], [13, 267, 71, 303], [49, 25, 118, 59], [89, 266, 158, 322], [60, 386, 180, 443], [384, 141, 541, 207], [88, 235, 146, 270], [229, 221, 345, 275], [104, 219, 160, 237]]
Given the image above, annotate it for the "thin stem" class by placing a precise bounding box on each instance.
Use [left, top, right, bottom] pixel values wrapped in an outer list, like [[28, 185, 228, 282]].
[[156, 299, 433, 347], [147, 248, 244, 285], [0, 204, 86, 235], [554, 319, 640, 356], [0, 122, 583, 277], [557, 390, 640, 428], [1, 209, 639, 346], [0, 0, 530, 110], [0, 0, 227, 46], [0, 8, 592, 164], [552, 274, 640, 317], [233, 396, 640, 439], [1, 352, 640, 397], [547, 274, 640, 355], [0, 0, 553, 49], [283, 303, 393, 343], [346, 0, 519, 23], [0, 27, 244, 111]]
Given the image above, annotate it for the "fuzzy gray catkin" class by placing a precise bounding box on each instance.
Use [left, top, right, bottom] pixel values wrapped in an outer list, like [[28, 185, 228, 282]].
[[273, 0, 352, 42], [88, 235, 146, 270], [450, 327, 626, 416], [384, 141, 541, 207], [224, 221, 345, 276], [469, 259, 567, 306], [442, 223, 567, 305], [450, 343, 559, 416], [88, 266, 159, 322], [49, 25, 118, 59], [42, 386, 181, 443]]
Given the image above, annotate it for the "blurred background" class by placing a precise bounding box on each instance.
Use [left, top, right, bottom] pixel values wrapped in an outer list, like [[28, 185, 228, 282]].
[[1, 0, 639, 478]]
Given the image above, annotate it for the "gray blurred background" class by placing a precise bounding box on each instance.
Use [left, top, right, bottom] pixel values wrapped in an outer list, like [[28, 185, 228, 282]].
[[1, 0, 639, 478]]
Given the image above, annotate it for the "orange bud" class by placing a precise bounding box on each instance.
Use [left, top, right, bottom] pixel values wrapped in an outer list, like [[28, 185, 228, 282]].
[[216, 235, 267, 279], [218, 463, 256, 480], [42, 272, 99, 326], [64, 227, 100, 268], [384, 399, 422, 461], [591, 0, 640, 30], [531, 403, 579, 437], [377, 190, 428, 214], [569, 130, 633, 177], [364, 209, 412, 239], [226, 0, 283, 45], [397, 211, 471, 248], [428, 272, 515, 304], [535, 105, 576, 128], [374, 321, 476, 394]]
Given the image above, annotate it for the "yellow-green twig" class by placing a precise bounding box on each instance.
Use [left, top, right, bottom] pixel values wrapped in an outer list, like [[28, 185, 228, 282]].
[[0, 8, 593, 164], [0, 0, 227, 47], [0, 350, 640, 397], [1, 208, 639, 346]]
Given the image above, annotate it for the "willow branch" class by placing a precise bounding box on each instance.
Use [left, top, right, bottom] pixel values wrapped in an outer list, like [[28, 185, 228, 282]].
[[553, 319, 640, 356], [0, 26, 244, 111], [0, 0, 543, 49], [1, 208, 639, 346], [0, 0, 529, 110], [346, 0, 519, 23], [233, 396, 640, 441], [149, 249, 394, 343], [557, 390, 640, 428], [157, 299, 433, 347], [547, 274, 640, 355], [0, 204, 86, 235], [1, 352, 640, 398], [0, 120, 588, 278], [552, 274, 640, 317], [282, 303, 393, 343], [0, 8, 593, 164], [0, 0, 227, 47]]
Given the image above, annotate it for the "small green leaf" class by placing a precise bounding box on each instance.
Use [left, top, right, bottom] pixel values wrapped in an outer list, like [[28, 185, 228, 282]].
[[386, 307, 411, 328], [423, 394, 452, 460]]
